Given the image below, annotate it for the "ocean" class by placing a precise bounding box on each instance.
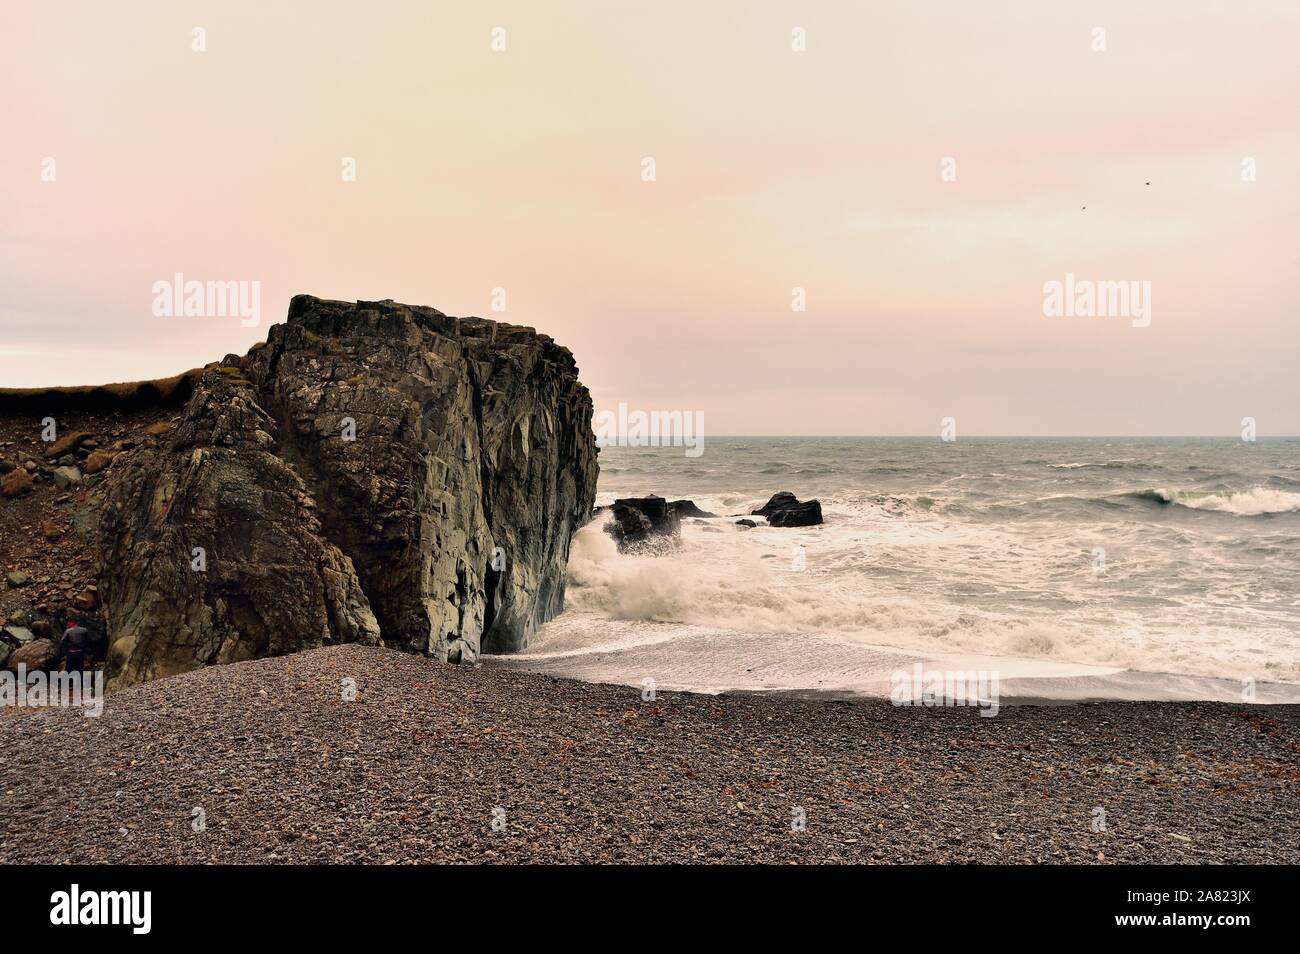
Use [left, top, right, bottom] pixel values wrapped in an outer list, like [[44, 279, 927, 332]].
[[508, 437, 1300, 701]]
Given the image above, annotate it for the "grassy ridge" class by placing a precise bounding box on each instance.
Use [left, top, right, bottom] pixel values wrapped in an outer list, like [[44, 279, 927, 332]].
[[0, 369, 203, 414]]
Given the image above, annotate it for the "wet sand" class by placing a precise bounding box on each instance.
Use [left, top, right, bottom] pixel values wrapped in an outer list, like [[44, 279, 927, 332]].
[[498, 622, 1300, 704]]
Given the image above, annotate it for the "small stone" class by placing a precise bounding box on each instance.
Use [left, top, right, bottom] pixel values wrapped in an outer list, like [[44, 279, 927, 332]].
[[52, 466, 83, 490]]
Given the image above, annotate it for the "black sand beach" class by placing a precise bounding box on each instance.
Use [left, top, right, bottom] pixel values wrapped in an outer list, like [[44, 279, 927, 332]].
[[1, 645, 1295, 864]]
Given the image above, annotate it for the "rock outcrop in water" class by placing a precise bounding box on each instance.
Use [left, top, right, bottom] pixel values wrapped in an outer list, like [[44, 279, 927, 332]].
[[752, 491, 823, 527], [669, 499, 716, 519], [603, 494, 681, 550], [88, 296, 598, 686]]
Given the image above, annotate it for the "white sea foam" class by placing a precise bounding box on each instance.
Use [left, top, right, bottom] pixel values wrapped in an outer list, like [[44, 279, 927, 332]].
[[547, 513, 1300, 686], [532, 439, 1300, 697]]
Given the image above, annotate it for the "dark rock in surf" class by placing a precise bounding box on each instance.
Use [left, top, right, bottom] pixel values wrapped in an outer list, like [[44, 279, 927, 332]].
[[605, 503, 655, 547], [767, 501, 822, 527], [613, 495, 679, 534], [752, 492, 797, 517], [734, 519, 757, 528], [752, 491, 823, 527], [604, 494, 681, 550], [670, 499, 716, 519]]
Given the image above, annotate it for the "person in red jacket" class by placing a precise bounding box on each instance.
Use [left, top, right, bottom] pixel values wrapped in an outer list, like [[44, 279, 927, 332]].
[[60, 619, 92, 675]]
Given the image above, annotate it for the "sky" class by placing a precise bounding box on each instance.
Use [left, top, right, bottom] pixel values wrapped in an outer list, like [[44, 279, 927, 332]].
[[2, 1, 1297, 435]]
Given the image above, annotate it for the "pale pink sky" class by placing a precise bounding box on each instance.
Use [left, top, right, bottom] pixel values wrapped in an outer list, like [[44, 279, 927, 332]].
[[2, 1, 1297, 434]]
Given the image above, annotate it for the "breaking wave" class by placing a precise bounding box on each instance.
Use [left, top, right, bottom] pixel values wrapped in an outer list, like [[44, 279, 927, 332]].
[[538, 438, 1300, 693], [1048, 459, 1143, 470], [1126, 487, 1300, 516]]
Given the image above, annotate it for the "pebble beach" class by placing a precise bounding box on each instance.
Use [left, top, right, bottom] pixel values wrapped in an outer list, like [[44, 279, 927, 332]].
[[1, 645, 1295, 864]]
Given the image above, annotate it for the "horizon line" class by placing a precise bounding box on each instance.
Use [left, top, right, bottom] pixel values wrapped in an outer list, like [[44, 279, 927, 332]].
[[605, 434, 1299, 440]]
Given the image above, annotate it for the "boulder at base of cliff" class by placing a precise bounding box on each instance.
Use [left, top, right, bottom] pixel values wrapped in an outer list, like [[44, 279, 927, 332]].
[[605, 495, 681, 550], [752, 491, 824, 527], [7, 638, 58, 671]]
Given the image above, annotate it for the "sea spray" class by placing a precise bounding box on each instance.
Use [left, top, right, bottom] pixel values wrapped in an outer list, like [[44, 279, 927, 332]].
[[528, 438, 1300, 688]]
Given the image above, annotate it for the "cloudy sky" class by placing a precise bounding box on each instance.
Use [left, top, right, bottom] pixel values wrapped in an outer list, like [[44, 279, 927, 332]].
[[3, 1, 1297, 434]]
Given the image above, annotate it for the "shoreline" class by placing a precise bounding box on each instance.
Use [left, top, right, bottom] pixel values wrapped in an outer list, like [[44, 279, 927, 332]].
[[2, 644, 1296, 864], [492, 625, 1300, 706]]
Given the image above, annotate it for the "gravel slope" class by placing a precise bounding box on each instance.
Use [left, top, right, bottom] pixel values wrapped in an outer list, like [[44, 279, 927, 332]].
[[1, 405, 173, 628], [1, 645, 1296, 864]]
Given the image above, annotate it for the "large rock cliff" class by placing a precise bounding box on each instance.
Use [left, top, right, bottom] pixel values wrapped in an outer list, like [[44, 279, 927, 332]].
[[94, 296, 598, 686]]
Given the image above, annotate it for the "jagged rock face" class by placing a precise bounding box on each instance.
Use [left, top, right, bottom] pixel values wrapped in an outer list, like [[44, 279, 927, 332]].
[[97, 296, 598, 687], [97, 370, 383, 687]]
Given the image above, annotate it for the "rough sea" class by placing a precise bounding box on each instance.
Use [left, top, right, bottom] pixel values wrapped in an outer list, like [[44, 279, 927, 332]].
[[506, 438, 1300, 701]]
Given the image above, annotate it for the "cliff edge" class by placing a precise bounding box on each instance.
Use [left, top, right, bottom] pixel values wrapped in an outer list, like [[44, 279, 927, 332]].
[[2, 296, 598, 687]]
